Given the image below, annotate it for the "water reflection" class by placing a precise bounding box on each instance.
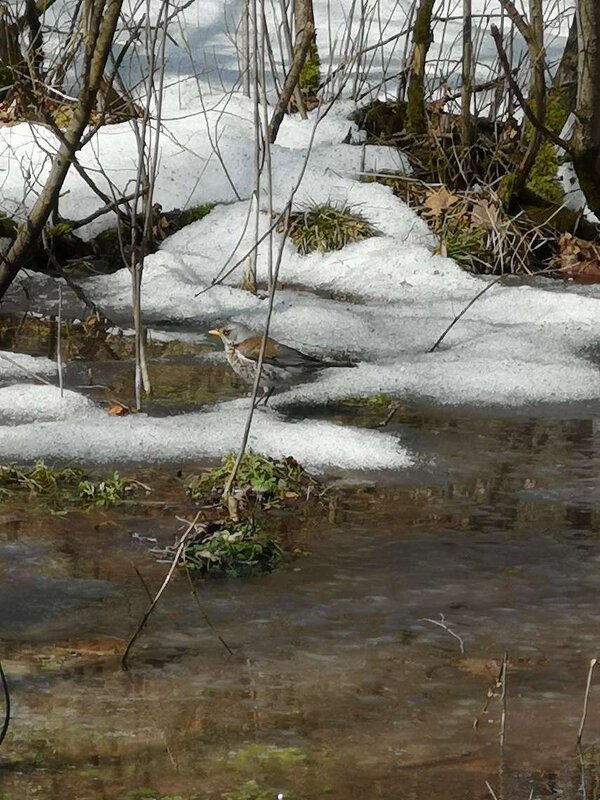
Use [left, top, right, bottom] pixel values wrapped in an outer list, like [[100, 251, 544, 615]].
[[1, 411, 600, 799]]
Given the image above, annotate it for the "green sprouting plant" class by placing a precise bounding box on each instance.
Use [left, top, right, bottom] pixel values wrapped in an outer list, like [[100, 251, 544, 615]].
[[0, 460, 85, 497], [186, 452, 319, 504], [77, 472, 135, 507], [0, 461, 142, 510], [184, 519, 281, 576], [224, 781, 272, 800], [281, 202, 380, 254]]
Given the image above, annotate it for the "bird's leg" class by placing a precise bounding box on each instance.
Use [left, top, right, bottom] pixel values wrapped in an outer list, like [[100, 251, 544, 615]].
[[253, 390, 266, 409], [252, 387, 273, 409]]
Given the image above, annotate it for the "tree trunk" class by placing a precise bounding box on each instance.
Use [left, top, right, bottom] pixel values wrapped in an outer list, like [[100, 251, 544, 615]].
[[406, 0, 435, 136], [552, 12, 578, 111], [0, 0, 124, 301], [461, 0, 473, 147], [0, 4, 23, 101], [571, 0, 600, 217], [294, 0, 319, 99]]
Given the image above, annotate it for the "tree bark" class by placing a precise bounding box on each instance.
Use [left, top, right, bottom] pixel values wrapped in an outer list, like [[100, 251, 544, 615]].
[[406, 0, 435, 135], [461, 0, 473, 147], [0, 4, 23, 101], [294, 0, 318, 99], [269, 20, 314, 142], [0, 0, 124, 301], [571, 0, 600, 216], [552, 12, 578, 110]]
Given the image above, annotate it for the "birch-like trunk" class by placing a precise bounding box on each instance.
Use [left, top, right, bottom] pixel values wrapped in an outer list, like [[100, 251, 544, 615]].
[[572, 0, 600, 216], [405, 0, 435, 136]]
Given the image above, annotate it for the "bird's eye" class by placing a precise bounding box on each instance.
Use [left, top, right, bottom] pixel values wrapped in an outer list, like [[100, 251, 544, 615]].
[[222, 328, 231, 336]]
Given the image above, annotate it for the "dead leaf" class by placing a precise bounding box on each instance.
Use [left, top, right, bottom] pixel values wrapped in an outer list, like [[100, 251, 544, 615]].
[[422, 186, 459, 219], [107, 402, 130, 416], [152, 215, 170, 240], [470, 199, 500, 229]]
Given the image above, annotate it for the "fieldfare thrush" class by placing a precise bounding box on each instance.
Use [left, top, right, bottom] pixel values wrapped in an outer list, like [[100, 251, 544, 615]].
[[209, 322, 356, 404]]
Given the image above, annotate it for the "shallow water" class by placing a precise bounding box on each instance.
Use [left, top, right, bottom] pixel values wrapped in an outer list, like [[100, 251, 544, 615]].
[[1, 409, 600, 800]]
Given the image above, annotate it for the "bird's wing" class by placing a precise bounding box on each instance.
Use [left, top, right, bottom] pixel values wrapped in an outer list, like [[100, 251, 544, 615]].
[[236, 335, 321, 368]]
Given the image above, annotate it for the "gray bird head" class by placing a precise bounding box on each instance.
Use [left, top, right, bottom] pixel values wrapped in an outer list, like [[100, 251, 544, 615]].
[[208, 322, 254, 346]]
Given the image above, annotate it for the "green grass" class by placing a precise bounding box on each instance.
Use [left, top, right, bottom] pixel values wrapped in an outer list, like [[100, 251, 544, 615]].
[[78, 472, 137, 507], [433, 216, 488, 269], [281, 202, 380, 255]]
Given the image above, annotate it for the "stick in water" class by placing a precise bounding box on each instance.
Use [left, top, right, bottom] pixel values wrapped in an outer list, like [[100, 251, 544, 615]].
[[121, 511, 202, 670], [577, 658, 597, 746]]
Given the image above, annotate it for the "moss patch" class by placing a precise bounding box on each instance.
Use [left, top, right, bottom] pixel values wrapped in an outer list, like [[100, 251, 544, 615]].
[[299, 41, 320, 98], [224, 781, 272, 800], [228, 744, 306, 770]]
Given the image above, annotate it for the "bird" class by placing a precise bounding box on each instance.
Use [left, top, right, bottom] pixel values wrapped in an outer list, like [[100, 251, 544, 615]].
[[209, 322, 356, 404]]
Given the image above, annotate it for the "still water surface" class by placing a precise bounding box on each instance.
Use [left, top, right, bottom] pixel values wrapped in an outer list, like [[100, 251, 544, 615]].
[[1, 411, 600, 799]]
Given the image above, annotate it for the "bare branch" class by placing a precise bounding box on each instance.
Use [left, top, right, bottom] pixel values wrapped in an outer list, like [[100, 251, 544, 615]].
[[269, 20, 314, 143]]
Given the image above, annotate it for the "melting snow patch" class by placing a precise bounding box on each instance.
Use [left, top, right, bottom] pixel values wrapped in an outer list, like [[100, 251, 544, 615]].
[[0, 352, 57, 383], [0, 389, 411, 471], [0, 385, 95, 425]]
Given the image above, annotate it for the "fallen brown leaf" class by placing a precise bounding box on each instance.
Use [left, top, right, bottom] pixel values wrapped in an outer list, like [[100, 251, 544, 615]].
[[423, 186, 459, 219], [555, 233, 600, 282], [470, 198, 500, 229], [107, 402, 130, 416]]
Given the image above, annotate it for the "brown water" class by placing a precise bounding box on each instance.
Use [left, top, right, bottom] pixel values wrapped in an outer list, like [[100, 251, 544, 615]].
[[1, 410, 600, 800]]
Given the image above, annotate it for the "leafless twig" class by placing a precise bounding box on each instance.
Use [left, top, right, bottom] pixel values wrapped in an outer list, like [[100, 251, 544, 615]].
[[577, 657, 597, 746], [419, 613, 465, 654], [490, 24, 571, 154], [429, 276, 504, 353], [183, 563, 234, 656], [121, 510, 202, 670], [0, 353, 53, 385], [499, 649, 508, 748], [0, 659, 9, 747]]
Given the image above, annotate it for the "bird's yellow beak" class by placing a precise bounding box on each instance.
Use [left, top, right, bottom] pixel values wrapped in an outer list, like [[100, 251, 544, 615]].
[[208, 328, 222, 338]]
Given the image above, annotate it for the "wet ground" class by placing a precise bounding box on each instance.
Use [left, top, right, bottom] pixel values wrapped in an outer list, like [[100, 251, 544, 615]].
[[1, 309, 600, 799], [1, 407, 600, 800]]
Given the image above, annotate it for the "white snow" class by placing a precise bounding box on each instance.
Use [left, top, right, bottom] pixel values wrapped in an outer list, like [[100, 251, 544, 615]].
[[0, 384, 95, 424], [0, 0, 594, 472], [0, 386, 410, 471], [0, 352, 57, 382]]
